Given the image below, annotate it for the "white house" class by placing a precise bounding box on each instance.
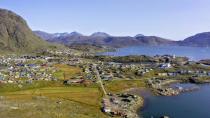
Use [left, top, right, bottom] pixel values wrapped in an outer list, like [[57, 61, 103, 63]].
[[160, 63, 172, 69]]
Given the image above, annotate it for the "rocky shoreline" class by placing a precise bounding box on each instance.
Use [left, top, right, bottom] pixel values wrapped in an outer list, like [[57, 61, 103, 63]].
[[101, 93, 144, 118], [125, 88, 152, 118], [126, 95, 144, 118]]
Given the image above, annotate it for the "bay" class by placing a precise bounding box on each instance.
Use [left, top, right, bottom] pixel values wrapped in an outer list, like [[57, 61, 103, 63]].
[[101, 46, 210, 61], [139, 84, 210, 118]]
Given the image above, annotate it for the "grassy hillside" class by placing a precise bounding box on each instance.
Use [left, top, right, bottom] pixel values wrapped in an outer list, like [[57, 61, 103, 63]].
[[0, 85, 107, 118], [0, 8, 60, 53]]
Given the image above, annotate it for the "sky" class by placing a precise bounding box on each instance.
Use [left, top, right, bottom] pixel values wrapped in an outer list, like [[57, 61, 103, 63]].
[[0, 0, 210, 40]]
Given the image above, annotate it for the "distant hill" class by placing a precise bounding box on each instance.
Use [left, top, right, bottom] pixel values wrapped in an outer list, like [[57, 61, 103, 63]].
[[135, 35, 176, 46], [33, 31, 55, 41], [34, 31, 175, 47], [180, 32, 210, 47], [90, 32, 110, 37], [35, 31, 210, 47], [0, 8, 55, 53]]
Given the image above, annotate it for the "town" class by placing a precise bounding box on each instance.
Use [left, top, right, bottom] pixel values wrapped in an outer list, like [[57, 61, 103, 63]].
[[0, 49, 210, 118]]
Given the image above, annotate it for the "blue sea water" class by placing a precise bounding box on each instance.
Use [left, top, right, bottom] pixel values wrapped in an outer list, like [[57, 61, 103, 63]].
[[140, 84, 210, 118], [101, 46, 210, 61]]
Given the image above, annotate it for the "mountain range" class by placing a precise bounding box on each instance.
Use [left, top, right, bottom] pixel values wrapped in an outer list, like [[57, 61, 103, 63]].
[[179, 32, 210, 47], [34, 31, 210, 47], [34, 31, 178, 47]]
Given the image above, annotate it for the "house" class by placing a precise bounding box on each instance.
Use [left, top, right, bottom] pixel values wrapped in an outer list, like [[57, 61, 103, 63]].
[[101, 75, 112, 81], [15, 72, 20, 79], [168, 72, 177, 76], [63, 79, 84, 85], [0, 72, 6, 80], [178, 70, 188, 74], [187, 70, 194, 74], [0, 75, 4, 80], [208, 72, 210, 76], [8, 80, 14, 83], [160, 63, 172, 69], [158, 73, 168, 76], [102, 98, 112, 113], [103, 106, 111, 113], [84, 68, 90, 73]]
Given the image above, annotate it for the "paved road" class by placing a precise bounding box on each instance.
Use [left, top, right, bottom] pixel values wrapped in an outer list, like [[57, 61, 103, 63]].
[[93, 64, 107, 96]]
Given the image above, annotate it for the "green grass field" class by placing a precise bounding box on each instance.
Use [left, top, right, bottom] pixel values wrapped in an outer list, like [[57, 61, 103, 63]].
[[104, 80, 146, 93], [0, 85, 107, 118], [53, 64, 82, 80], [0, 81, 65, 93], [4, 86, 102, 106]]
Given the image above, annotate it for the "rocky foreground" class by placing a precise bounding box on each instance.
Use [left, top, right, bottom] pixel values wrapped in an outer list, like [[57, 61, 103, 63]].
[[102, 93, 144, 118]]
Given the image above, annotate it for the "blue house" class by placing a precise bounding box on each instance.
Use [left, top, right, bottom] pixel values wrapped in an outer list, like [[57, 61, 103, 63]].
[[208, 72, 210, 76], [0, 75, 4, 80]]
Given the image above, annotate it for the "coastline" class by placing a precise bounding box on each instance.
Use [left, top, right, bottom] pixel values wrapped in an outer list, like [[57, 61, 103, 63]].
[[126, 82, 210, 118], [125, 88, 151, 118], [126, 95, 144, 118]]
